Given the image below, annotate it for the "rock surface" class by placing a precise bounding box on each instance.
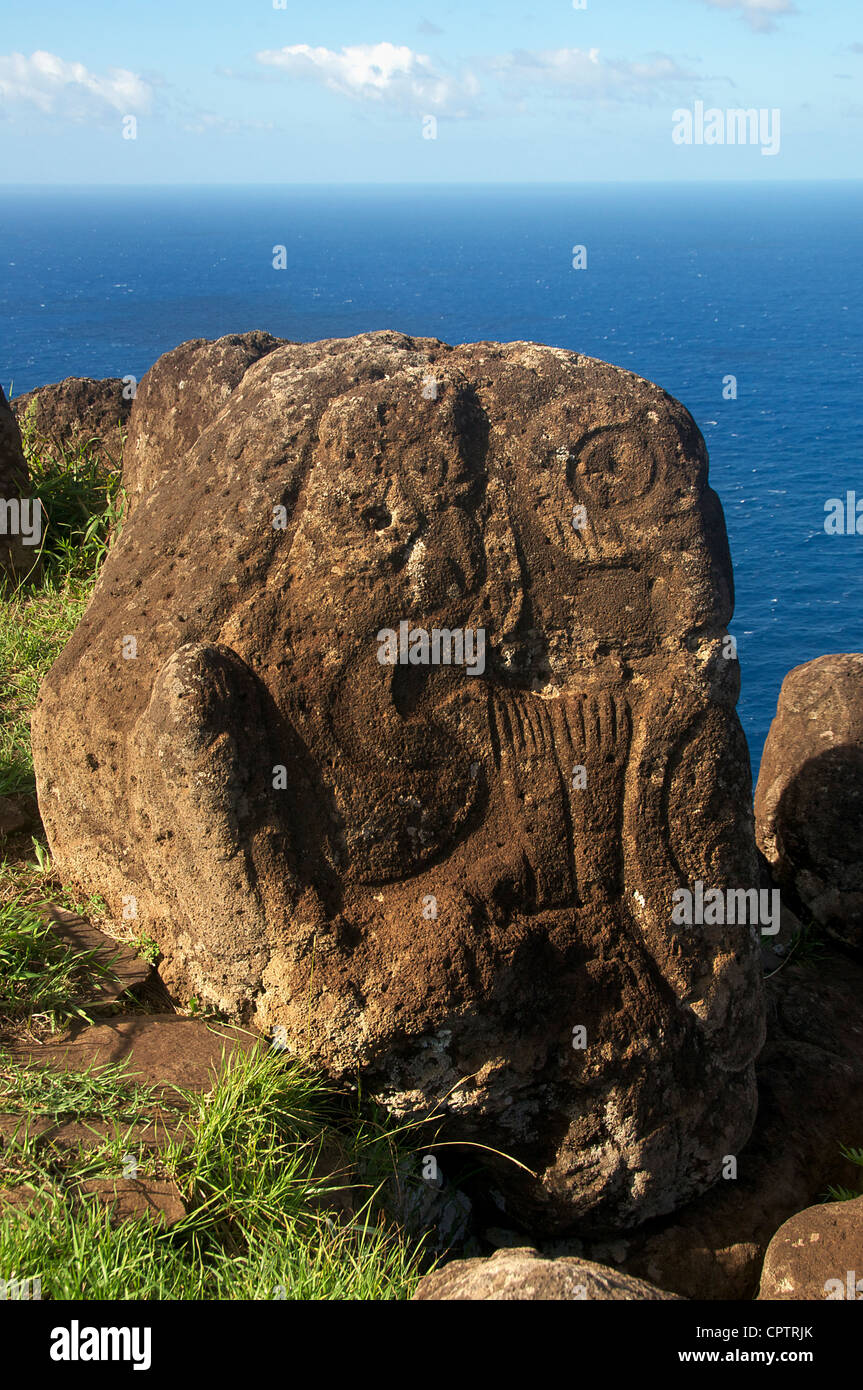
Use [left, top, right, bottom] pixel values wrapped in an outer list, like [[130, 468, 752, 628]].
[[0, 383, 36, 580], [580, 946, 863, 1299], [10, 1015, 258, 1092], [75, 1177, 187, 1228], [122, 330, 282, 511], [413, 1246, 681, 1300], [0, 1110, 186, 1153], [758, 1195, 863, 1301], [33, 330, 766, 1233], [42, 905, 154, 1008], [12, 376, 132, 466], [755, 654, 863, 950]]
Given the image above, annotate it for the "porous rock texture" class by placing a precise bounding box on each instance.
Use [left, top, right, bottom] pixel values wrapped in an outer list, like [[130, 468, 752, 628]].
[[0, 383, 34, 579], [413, 1246, 681, 1300], [757, 1196, 863, 1301], [755, 654, 863, 950], [32, 330, 766, 1233], [582, 945, 863, 1298], [12, 375, 132, 466]]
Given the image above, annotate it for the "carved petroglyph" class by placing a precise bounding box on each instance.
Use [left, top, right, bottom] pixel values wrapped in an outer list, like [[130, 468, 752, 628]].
[[33, 333, 765, 1232]]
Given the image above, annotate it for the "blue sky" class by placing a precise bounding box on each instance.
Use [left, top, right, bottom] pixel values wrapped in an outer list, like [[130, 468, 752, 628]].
[[0, 0, 861, 181]]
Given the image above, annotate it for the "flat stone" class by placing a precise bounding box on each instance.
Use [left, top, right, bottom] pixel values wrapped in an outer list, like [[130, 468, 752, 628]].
[[75, 1177, 186, 1228], [42, 905, 153, 1007], [0, 1110, 187, 1152], [413, 1247, 683, 1301], [9, 1014, 259, 1092]]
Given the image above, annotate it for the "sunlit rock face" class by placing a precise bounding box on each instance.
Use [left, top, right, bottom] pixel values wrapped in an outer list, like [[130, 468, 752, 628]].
[[33, 331, 765, 1233]]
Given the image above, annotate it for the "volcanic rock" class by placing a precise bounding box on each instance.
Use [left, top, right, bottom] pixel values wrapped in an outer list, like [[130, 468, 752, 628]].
[[590, 946, 863, 1298], [32, 330, 766, 1232], [755, 654, 863, 949], [122, 330, 282, 511], [758, 1195, 863, 1301], [12, 376, 132, 467], [413, 1246, 682, 1300]]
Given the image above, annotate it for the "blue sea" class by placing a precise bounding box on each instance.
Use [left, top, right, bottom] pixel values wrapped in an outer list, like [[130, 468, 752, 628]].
[[2, 182, 861, 776]]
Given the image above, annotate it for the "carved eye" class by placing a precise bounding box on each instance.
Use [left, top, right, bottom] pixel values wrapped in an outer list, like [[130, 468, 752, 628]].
[[568, 425, 658, 505]]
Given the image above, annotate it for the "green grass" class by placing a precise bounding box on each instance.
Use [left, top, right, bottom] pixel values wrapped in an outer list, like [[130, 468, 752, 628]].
[[0, 1057, 165, 1122], [825, 1145, 863, 1203], [0, 428, 440, 1298], [0, 893, 116, 1034], [0, 1047, 428, 1300], [0, 583, 91, 796], [0, 427, 124, 797]]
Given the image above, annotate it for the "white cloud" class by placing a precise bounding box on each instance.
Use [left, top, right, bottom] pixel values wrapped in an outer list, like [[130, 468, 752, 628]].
[[699, 0, 798, 33], [254, 41, 696, 115], [255, 41, 479, 115], [0, 50, 153, 120], [487, 48, 697, 103]]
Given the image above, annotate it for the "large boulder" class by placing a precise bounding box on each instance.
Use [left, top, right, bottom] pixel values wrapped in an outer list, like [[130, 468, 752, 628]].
[[12, 376, 132, 467], [0, 383, 38, 581], [755, 654, 863, 949], [758, 1196, 863, 1301], [32, 330, 766, 1233], [413, 1246, 681, 1300]]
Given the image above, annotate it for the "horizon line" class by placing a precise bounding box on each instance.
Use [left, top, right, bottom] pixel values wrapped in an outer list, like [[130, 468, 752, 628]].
[[2, 177, 863, 190]]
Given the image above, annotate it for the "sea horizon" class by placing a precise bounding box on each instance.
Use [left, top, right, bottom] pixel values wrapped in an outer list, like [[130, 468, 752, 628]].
[[3, 179, 861, 772]]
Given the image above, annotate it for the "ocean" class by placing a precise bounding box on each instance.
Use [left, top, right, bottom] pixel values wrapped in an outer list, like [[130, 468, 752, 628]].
[[2, 182, 861, 775]]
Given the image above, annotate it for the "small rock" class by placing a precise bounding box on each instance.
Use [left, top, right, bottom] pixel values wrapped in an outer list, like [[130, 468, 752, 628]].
[[0, 794, 38, 840], [42, 905, 154, 1008], [12, 376, 132, 468], [413, 1247, 682, 1300], [10, 1015, 258, 1093], [758, 1195, 863, 1300]]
